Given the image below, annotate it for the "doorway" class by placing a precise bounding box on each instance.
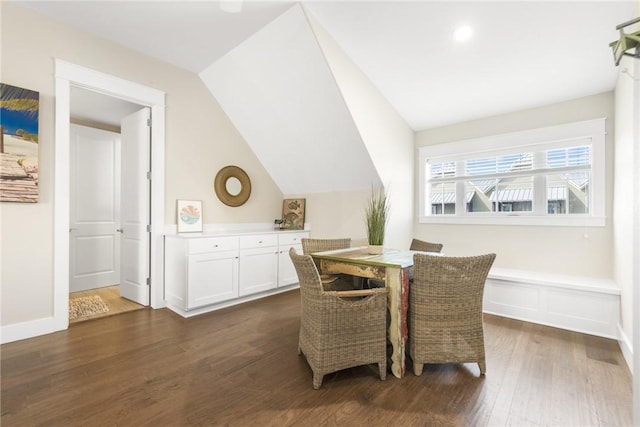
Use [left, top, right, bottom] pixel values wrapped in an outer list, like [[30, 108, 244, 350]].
[[68, 90, 148, 322], [53, 59, 166, 332]]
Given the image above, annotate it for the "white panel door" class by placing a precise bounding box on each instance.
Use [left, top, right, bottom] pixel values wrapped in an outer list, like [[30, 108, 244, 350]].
[[120, 108, 150, 305], [69, 124, 121, 292]]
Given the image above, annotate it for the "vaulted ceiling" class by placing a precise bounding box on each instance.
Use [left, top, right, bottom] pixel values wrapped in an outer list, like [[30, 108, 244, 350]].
[[199, 4, 384, 194], [17, 1, 635, 129], [16, 1, 637, 194]]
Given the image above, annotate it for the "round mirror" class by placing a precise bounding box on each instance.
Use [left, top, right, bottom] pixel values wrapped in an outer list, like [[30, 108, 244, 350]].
[[225, 177, 242, 196], [214, 166, 251, 207]]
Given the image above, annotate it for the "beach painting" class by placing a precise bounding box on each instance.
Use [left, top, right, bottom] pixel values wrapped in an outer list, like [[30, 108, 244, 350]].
[[1, 83, 40, 203]]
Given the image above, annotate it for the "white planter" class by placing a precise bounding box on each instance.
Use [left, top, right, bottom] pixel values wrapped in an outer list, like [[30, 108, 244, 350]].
[[368, 245, 383, 255]]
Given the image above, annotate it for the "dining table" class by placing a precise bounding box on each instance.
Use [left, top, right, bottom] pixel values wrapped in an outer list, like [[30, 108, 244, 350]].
[[310, 246, 439, 378]]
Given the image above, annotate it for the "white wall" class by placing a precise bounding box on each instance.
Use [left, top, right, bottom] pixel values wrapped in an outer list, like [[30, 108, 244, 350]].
[[613, 21, 640, 427], [0, 3, 283, 327], [611, 4, 640, 421], [199, 4, 381, 196], [614, 54, 638, 360], [414, 92, 615, 278], [306, 7, 415, 249]]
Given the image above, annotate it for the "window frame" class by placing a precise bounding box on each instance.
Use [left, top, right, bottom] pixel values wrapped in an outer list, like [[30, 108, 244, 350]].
[[418, 118, 606, 227]]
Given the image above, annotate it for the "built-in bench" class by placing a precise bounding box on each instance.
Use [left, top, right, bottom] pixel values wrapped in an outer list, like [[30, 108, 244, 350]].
[[484, 268, 620, 339]]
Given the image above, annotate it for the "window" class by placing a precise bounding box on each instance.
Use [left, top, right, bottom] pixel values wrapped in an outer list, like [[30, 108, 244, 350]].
[[418, 119, 606, 226]]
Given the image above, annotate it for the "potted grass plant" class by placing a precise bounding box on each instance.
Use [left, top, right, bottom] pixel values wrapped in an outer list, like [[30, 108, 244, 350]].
[[364, 186, 390, 255]]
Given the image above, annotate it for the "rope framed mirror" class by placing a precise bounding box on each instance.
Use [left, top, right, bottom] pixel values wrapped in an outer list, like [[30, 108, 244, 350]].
[[214, 165, 251, 207]]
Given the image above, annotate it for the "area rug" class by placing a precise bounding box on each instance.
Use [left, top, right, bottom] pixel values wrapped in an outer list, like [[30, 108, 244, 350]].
[[69, 295, 109, 320]]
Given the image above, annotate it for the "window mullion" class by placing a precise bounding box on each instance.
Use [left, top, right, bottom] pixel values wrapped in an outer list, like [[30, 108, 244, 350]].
[[454, 160, 465, 215], [533, 175, 546, 215], [532, 151, 546, 215]]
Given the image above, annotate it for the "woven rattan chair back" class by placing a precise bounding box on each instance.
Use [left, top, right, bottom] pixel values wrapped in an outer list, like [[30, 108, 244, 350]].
[[290, 248, 325, 302], [409, 238, 443, 253], [301, 238, 353, 291], [409, 252, 496, 376], [289, 248, 387, 389], [301, 238, 351, 254]]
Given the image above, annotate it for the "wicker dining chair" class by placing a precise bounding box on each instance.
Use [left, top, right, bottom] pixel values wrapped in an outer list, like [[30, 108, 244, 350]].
[[289, 248, 388, 389], [409, 252, 496, 376], [409, 238, 444, 253], [301, 238, 354, 291]]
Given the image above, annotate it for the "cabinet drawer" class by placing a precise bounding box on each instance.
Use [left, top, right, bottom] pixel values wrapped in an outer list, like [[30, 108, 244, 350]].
[[188, 236, 239, 254], [240, 234, 277, 249], [279, 232, 308, 246]]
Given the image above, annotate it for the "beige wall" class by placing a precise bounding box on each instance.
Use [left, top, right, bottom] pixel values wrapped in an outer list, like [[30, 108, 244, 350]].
[[294, 189, 369, 245], [414, 92, 615, 278], [0, 3, 283, 326]]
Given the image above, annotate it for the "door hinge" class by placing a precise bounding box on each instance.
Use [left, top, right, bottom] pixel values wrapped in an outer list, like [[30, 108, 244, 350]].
[[146, 171, 151, 180], [146, 225, 151, 232], [146, 277, 151, 286], [146, 118, 151, 127]]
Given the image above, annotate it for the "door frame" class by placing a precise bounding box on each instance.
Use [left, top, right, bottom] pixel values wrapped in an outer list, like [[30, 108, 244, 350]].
[[53, 59, 166, 331]]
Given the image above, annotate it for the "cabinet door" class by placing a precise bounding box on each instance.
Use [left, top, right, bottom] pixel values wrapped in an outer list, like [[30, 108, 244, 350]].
[[239, 247, 278, 296], [278, 243, 302, 287], [187, 251, 238, 309]]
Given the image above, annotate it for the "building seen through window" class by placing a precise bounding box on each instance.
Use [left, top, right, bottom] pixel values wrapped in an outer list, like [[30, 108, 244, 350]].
[[429, 147, 590, 216]]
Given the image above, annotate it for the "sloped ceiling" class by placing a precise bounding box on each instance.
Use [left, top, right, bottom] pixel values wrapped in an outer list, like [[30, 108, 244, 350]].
[[17, 1, 634, 131], [200, 4, 381, 195], [16, 1, 635, 197]]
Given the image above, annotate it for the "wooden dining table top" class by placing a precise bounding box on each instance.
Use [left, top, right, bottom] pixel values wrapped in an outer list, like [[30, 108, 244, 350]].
[[309, 246, 441, 269]]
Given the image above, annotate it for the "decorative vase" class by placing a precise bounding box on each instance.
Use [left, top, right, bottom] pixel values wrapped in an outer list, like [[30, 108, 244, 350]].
[[368, 244, 384, 255]]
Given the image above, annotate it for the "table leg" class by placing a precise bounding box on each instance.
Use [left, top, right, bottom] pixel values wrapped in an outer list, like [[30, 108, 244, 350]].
[[386, 266, 409, 378]]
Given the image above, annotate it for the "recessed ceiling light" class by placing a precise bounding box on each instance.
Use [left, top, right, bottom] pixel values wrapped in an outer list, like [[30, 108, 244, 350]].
[[453, 25, 473, 42]]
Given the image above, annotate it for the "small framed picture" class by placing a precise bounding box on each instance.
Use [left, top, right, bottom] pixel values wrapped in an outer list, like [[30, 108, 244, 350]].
[[282, 198, 305, 230], [176, 200, 203, 233]]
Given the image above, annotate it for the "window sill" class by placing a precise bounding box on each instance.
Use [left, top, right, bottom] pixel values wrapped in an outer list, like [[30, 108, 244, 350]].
[[418, 215, 606, 227]]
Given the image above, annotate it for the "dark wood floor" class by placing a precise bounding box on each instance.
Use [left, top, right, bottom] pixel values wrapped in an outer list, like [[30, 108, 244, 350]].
[[1, 289, 633, 426]]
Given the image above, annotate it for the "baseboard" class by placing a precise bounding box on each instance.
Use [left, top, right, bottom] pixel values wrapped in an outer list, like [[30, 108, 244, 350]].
[[166, 284, 299, 318], [1, 316, 66, 344], [617, 324, 634, 374]]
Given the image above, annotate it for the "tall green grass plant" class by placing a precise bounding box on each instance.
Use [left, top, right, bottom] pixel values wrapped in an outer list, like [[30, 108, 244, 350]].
[[365, 186, 389, 246]]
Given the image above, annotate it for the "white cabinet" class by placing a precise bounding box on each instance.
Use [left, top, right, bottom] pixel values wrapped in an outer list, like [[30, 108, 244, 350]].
[[278, 232, 306, 287], [239, 234, 278, 296], [165, 235, 239, 311], [164, 230, 308, 317]]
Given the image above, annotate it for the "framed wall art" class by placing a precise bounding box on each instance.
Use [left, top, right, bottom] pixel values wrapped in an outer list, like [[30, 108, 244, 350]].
[[282, 198, 305, 230], [177, 200, 203, 233], [0, 83, 40, 203]]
